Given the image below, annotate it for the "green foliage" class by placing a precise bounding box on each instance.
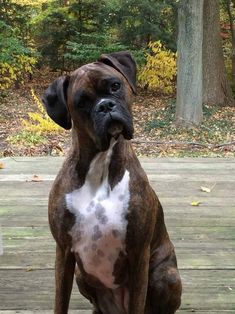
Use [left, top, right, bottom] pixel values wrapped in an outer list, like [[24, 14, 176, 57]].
[[138, 41, 177, 94], [104, 0, 178, 50], [0, 0, 179, 73], [65, 33, 128, 66], [8, 131, 46, 146], [0, 21, 37, 90], [33, 0, 107, 70], [30, 0, 178, 70]]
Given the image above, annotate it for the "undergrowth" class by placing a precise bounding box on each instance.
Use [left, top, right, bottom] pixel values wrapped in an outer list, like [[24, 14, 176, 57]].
[[8, 89, 64, 146], [143, 100, 234, 147]]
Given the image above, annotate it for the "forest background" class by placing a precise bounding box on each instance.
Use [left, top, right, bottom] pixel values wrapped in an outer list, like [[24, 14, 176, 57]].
[[0, 0, 234, 157]]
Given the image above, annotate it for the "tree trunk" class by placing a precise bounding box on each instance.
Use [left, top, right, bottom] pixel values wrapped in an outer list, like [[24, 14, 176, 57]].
[[226, 0, 235, 91], [203, 0, 234, 106], [175, 0, 204, 127]]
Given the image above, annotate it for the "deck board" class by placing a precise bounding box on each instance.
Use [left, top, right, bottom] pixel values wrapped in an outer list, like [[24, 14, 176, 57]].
[[0, 157, 235, 313]]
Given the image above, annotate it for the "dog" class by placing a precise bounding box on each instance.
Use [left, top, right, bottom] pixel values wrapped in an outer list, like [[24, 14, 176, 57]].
[[42, 51, 182, 314]]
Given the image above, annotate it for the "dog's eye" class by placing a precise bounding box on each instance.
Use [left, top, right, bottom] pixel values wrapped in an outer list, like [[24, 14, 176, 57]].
[[74, 91, 90, 109], [110, 82, 121, 93]]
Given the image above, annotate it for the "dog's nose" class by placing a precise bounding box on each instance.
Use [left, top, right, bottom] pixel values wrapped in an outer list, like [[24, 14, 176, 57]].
[[96, 100, 116, 113]]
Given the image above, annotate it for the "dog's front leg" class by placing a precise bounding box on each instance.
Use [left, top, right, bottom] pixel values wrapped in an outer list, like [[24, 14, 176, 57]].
[[54, 244, 75, 314], [128, 246, 150, 314]]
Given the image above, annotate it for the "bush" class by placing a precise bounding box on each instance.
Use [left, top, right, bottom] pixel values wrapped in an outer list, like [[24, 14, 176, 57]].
[[0, 21, 37, 90], [138, 41, 176, 94], [0, 55, 36, 90], [22, 89, 63, 134]]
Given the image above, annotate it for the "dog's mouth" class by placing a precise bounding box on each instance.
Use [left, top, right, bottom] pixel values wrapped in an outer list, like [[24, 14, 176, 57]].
[[92, 102, 134, 151], [107, 120, 124, 139], [96, 118, 133, 152]]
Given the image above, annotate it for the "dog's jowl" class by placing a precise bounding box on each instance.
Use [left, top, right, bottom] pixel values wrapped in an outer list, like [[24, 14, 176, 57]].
[[42, 51, 182, 314]]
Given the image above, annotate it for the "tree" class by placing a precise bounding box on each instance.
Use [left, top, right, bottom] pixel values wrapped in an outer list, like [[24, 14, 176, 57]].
[[0, 2, 37, 91], [224, 0, 235, 90], [34, 0, 106, 70], [203, 0, 234, 105], [175, 0, 204, 126], [106, 0, 178, 50]]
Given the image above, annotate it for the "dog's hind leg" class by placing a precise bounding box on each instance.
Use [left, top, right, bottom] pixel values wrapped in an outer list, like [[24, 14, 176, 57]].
[[147, 251, 182, 314], [54, 244, 76, 314], [75, 265, 103, 314]]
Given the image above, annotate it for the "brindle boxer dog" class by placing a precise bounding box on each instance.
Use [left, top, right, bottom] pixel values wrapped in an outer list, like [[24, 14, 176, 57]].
[[42, 51, 182, 314]]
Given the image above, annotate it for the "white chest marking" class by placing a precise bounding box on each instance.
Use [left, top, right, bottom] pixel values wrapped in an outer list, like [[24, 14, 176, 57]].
[[66, 141, 130, 289]]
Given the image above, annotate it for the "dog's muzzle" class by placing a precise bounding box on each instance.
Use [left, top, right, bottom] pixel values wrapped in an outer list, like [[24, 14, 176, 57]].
[[92, 99, 134, 151]]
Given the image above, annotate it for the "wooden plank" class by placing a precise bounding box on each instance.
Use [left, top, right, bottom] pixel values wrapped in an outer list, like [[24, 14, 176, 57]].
[[0, 157, 234, 176], [1, 173, 235, 182], [149, 174, 235, 182], [1, 180, 234, 198], [2, 213, 235, 228], [1, 226, 235, 269], [0, 269, 234, 311], [1, 249, 235, 270], [1, 204, 235, 218], [0, 195, 234, 207], [0, 311, 234, 314], [0, 157, 234, 312], [1, 203, 235, 217], [1, 225, 235, 241], [0, 269, 89, 310], [0, 311, 92, 314], [2, 235, 235, 252]]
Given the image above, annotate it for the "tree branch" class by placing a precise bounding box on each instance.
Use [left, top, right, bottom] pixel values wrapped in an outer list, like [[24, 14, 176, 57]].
[[132, 139, 235, 149]]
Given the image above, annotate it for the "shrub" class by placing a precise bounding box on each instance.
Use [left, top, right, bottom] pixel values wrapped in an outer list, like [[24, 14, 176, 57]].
[[138, 41, 176, 94], [0, 55, 36, 90], [22, 89, 63, 134], [0, 21, 37, 90]]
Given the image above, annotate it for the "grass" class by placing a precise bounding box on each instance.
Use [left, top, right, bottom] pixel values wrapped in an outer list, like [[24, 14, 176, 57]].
[[8, 131, 46, 146]]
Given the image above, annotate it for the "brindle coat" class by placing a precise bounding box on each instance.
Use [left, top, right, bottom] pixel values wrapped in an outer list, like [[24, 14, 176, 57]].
[[42, 51, 182, 314]]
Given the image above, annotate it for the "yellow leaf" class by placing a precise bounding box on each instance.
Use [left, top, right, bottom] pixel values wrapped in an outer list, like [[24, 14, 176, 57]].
[[0, 162, 5, 169], [191, 201, 201, 206]]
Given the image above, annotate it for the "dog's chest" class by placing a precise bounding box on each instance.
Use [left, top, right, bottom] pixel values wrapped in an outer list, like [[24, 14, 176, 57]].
[[66, 146, 130, 289]]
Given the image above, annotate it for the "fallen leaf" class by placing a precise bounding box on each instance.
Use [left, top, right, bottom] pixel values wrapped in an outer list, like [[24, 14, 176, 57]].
[[200, 183, 216, 193], [26, 267, 34, 272], [31, 175, 43, 182], [0, 162, 5, 169], [191, 201, 201, 206], [200, 186, 211, 193]]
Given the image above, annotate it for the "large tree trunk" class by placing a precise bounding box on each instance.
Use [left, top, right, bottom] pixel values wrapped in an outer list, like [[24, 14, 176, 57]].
[[226, 0, 235, 91], [203, 0, 234, 105], [175, 0, 204, 126]]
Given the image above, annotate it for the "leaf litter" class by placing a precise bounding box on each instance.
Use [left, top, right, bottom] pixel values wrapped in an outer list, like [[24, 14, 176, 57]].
[[0, 78, 234, 157]]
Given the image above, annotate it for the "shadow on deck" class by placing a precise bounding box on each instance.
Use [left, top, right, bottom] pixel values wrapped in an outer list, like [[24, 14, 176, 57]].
[[0, 157, 235, 314]]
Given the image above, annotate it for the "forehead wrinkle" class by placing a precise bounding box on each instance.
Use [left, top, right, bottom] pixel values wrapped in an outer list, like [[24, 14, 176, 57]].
[[71, 69, 92, 95]]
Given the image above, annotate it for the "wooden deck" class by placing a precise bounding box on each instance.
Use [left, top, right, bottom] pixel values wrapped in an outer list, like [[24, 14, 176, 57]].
[[0, 157, 235, 314]]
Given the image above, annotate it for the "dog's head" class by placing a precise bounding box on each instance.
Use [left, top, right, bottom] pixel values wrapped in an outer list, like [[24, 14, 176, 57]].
[[42, 51, 136, 151]]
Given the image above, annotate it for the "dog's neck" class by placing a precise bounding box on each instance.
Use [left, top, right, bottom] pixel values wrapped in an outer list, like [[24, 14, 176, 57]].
[[70, 127, 136, 185]]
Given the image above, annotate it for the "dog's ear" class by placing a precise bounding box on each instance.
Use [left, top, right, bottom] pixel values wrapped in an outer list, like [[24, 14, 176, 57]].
[[41, 76, 72, 130], [98, 51, 137, 94]]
